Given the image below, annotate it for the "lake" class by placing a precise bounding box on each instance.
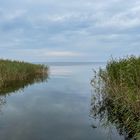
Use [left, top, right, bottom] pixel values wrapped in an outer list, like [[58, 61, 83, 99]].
[[0, 62, 124, 140]]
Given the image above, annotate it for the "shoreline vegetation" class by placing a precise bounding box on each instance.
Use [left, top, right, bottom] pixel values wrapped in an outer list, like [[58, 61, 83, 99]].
[[91, 56, 140, 140], [0, 59, 48, 94]]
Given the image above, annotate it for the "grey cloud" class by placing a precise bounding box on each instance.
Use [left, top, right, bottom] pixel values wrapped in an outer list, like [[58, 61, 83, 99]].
[[0, 0, 139, 61]]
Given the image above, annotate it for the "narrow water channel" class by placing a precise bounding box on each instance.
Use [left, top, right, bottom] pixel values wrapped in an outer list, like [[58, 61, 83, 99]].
[[0, 62, 123, 140]]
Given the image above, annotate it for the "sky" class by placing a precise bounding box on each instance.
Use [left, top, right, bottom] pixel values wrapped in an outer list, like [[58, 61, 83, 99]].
[[0, 0, 140, 62]]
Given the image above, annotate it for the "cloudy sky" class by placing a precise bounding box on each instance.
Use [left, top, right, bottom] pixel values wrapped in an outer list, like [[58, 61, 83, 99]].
[[0, 0, 140, 62]]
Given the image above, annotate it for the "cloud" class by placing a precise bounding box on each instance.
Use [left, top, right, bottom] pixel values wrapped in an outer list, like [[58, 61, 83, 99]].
[[3, 9, 27, 20], [44, 51, 83, 57], [0, 0, 140, 62]]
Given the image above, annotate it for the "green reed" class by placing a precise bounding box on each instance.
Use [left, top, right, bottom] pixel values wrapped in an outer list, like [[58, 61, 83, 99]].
[[91, 56, 140, 139], [0, 59, 48, 89]]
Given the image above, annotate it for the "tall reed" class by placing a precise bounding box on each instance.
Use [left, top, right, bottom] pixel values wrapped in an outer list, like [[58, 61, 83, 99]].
[[91, 56, 140, 139], [0, 59, 48, 88]]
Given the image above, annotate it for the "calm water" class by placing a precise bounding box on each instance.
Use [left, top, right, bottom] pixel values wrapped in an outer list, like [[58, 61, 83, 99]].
[[0, 63, 123, 140]]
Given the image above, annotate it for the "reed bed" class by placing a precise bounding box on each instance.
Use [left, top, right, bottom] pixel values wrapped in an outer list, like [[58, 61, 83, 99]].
[[0, 59, 48, 89], [91, 56, 140, 139]]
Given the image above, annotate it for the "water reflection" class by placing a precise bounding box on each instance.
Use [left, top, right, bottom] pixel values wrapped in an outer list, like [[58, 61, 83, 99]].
[[90, 83, 139, 140], [0, 96, 6, 112], [0, 63, 126, 140], [0, 74, 48, 95], [0, 73, 49, 112]]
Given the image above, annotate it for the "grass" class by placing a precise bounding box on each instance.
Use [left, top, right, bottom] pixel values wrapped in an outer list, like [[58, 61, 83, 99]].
[[91, 56, 140, 139], [0, 59, 48, 90]]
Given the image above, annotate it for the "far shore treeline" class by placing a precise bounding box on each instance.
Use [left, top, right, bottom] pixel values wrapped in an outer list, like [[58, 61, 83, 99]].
[[0, 59, 48, 90]]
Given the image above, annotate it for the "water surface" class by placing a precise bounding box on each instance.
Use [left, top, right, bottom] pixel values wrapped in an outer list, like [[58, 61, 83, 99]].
[[0, 62, 123, 140]]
